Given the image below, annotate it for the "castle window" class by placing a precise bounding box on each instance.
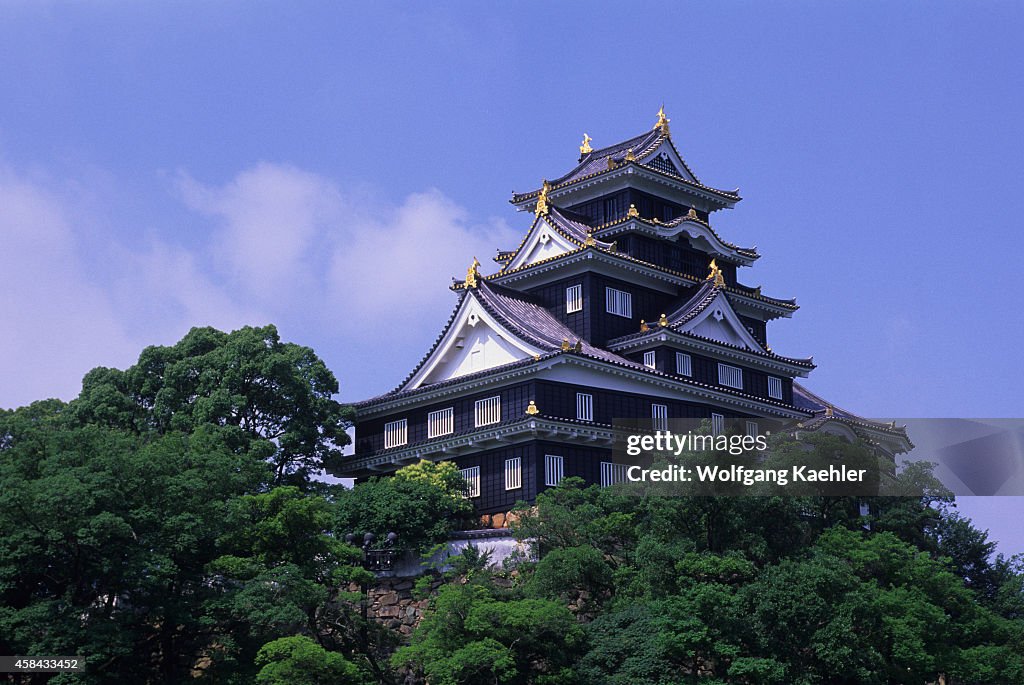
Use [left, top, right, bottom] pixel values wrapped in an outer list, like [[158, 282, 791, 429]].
[[505, 457, 522, 490], [383, 418, 407, 449], [711, 413, 725, 436], [676, 352, 692, 377], [643, 350, 656, 369], [427, 407, 454, 438], [566, 284, 583, 313], [605, 287, 632, 318], [460, 466, 480, 498], [545, 455, 564, 487], [475, 396, 501, 427], [768, 376, 783, 400], [600, 462, 628, 487], [746, 420, 759, 437], [652, 403, 668, 431], [576, 393, 594, 421], [718, 363, 743, 390]]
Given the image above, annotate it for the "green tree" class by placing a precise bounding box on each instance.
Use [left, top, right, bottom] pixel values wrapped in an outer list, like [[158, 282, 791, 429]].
[[70, 324, 352, 484], [254, 635, 367, 685]]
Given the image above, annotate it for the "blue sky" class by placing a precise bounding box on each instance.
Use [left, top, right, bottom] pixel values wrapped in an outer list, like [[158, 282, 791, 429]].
[[1, 2, 1021, 554]]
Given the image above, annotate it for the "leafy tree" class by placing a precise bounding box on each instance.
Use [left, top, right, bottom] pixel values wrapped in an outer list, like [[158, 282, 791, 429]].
[[254, 635, 367, 685], [336, 461, 473, 553], [392, 582, 582, 685], [69, 325, 352, 484]]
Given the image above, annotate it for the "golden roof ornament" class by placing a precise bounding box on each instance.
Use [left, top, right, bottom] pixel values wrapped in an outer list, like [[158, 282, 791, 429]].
[[561, 338, 571, 351], [825, 405, 834, 417], [574, 339, 582, 353], [464, 256, 481, 288], [707, 258, 725, 287], [606, 157, 616, 170], [526, 400, 540, 415], [639, 319, 649, 332], [654, 105, 670, 135], [658, 313, 668, 327], [579, 133, 593, 155], [535, 180, 551, 217], [627, 203, 639, 218], [686, 206, 699, 220], [624, 148, 635, 162], [584, 231, 596, 247]]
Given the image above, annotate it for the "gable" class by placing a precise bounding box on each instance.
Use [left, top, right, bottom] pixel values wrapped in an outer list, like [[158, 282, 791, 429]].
[[678, 290, 765, 352], [639, 140, 697, 183], [404, 296, 545, 390], [503, 216, 578, 273]]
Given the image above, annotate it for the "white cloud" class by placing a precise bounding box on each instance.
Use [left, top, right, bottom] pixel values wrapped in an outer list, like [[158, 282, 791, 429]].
[[0, 161, 521, 407]]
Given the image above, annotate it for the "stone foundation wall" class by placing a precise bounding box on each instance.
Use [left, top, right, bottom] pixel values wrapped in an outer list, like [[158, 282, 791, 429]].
[[347, 575, 442, 636]]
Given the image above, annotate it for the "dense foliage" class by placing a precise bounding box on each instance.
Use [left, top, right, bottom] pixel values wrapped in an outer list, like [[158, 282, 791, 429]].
[[2, 328, 1022, 683]]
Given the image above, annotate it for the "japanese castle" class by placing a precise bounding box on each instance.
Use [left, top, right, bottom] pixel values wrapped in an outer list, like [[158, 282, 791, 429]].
[[343, 109, 911, 514]]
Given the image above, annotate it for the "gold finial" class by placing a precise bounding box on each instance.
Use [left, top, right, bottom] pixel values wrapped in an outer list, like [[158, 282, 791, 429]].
[[639, 320, 649, 332], [584, 231, 596, 247], [654, 105, 670, 135], [825, 405, 834, 417], [532, 354, 541, 361], [686, 206, 698, 219], [526, 400, 540, 415], [624, 148, 635, 162], [561, 338, 570, 351], [609, 241, 618, 252], [627, 203, 639, 218], [707, 258, 725, 287], [606, 157, 616, 170], [574, 339, 582, 353], [535, 180, 551, 217], [465, 256, 481, 288], [658, 313, 668, 327], [579, 133, 593, 155]]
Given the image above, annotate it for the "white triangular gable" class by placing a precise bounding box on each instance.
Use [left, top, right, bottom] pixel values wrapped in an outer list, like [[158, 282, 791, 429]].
[[678, 289, 765, 352], [638, 139, 697, 183], [503, 216, 577, 272], [403, 295, 545, 390]]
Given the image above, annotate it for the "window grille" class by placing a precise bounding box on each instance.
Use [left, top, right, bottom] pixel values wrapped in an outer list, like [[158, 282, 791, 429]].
[[652, 403, 668, 431], [718, 363, 743, 390], [676, 352, 692, 377], [427, 407, 454, 438], [605, 287, 632, 318], [600, 462, 628, 487], [576, 393, 594, 421], [768, 376, 783, 400], [384, 418, 407, 449], [643, 350, 656, 369], [712, 413, 725, 436], [544, 455, 564, 487], [474, 396, 501, 427], [746, 420, 759, 437], [459, 466, 480, 498], [566, 284, 583, 313], [505, 457, 522, 490]]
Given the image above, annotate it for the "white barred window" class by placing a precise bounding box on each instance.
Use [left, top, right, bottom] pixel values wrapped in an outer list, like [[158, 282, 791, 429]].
[[652, 403, 668, 431], [712, 413, 725, 436], [746, 420, 759, 437], [566, 284, 583, 313], [576, 393, 594, 421], [474, 396, 501, 427], [718, 363, 743, 390], [605, 287, 632, 318], [600, 462, 629, 487], [767, 376, 783, 400], [545, 455, 564, 486], [460, 466, 480, 498], [676, 352, 692, 377], [383, 418, 407, 449], [643, 350, 656, 369], [427, 407, 454, 438], [505, 457, 522, 490]]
